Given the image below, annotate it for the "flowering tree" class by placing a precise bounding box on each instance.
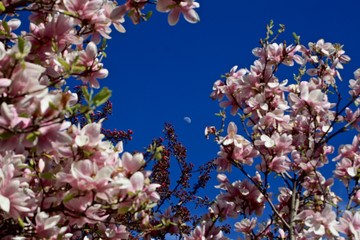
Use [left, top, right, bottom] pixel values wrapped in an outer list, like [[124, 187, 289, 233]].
[[0, 0, 203, 239], [196, 21, 360, 239], [1, 0, 360, 239]]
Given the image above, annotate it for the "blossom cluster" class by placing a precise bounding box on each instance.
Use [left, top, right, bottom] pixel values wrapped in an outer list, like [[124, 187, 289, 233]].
[[201, 23, 360, 239], [0, 0, 201, 239]]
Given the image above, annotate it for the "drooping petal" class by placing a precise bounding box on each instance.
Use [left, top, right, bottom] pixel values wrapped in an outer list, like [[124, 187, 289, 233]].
[[168, 8, 181, 26], [183, 9, 200, 23], [110, 5, 128, 20]]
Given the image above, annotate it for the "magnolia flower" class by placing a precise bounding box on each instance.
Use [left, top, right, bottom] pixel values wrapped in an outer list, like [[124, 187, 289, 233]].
[[57, 159, 113, 192], [0, 163, 34, 219], [121, 152, 145, 174], [156, 0, 200, 26], [77, 42, 109, 88], [34, 212, 66, 238], [297, 205, 339, 238], [337, 211, 360, 240], [74, 122, 104, 148], [235, 218, 257, 233]]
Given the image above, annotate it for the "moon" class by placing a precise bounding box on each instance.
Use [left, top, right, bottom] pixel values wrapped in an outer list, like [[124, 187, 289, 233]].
[[184, 117, 191, 124]]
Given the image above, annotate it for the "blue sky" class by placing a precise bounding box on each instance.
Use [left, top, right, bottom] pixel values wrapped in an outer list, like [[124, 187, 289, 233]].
[[104, 0, 360, 152], [101, 0, 360, 236]]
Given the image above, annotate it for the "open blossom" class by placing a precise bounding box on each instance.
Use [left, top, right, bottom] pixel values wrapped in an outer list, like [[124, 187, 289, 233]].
[[33, 212, 67, 238], [216, 174, 265, 216], [235, 218, 257, 233], [156, 0, 200, 26], [184, 224, 206, 240], [77, 42, 109, 88], [349, 68, 360, 105], [73, 121, 104, 148], [214, 122, 258, 171], [296, 205, 339, 238], [104, 1, 126, 33], [333, 135, 360, 186], [342, 107, 360, 131], [184, 220, 226, 240], [110, 0, 148, 25], [337, 211, 360, 240], [288, 81, 334, 115], [57, 159, 113, 192], [103, 223, 129, 239], [27, 14, 79, 63], [0, 163, 35, 219], [63, 192, 109, 227], [0, 102, 31, 130], [309, 39, 335, 57], [334, 157, 360, 186], [63, 0, 114, 40], [268, 155, 291, 173], [120, 152, 145, 174]]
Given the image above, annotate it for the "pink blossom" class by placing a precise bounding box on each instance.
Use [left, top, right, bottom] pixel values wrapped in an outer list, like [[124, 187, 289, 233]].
[[334, 157, 360, 186], [77, 42, 109, 88], [120, 152, 145, 174], [209, 197, 237, 219], [210, 80, 226, 101], [157, 0, 200, 26], [104, 223, 129, 239], [0, 163, 34, 219], [9, 61, 45, 96], [349, 69, 360, 104], [74, 122, 104, 148], [183, 224, 206, 240], [104, 1, 126, 33], [27, 14, 78, 63], [297, 205, 339, 238], [34, 212, 66, 238], [268, 155, 291, 174], [342, 107, 360, 131], [128, 171, 145, 193], [184, 220, 226, 240], [57, 159, 113, 192], [216, 174, 265, 216], [0, 102, 31, 129], [337, 211, 360, 240], [64, 192, 108, 227], [309, 39, 335, 57], [214, 122, 257, 171], [63, 0, 119, 42], [234, 218, 257, 233]]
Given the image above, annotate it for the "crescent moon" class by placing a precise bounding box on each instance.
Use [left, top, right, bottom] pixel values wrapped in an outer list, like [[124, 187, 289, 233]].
[[184, 117, 191, 124]]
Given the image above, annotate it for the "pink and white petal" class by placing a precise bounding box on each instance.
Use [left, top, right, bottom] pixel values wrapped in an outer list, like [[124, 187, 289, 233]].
[[0, 194, 10, 212], [44, 215, 61, 230], [183, 9, 200, 23], [7, 19, 21, 30], [86, 42, 98, 59], [0, 78, 11, 87], [168, 8, 181, 26], [130, 172, 144, 192], [113, 22, 126, 33], [110, 5, 128, 20]]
